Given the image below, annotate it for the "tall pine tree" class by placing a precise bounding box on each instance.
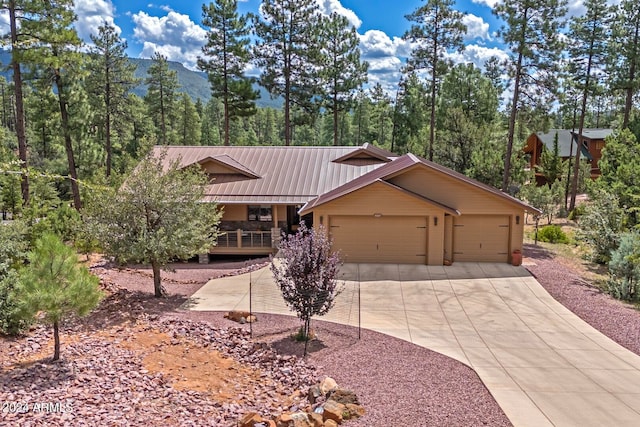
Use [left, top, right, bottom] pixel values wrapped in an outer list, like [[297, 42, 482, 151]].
[[403, 0, 466, 161], [144, 53, 180, 145], [495, 0, 567, 191], [319, 12, 368, 146], [253, 0, 323, 146], [568, 0, 610, 211], [609, 0, 640, 129], [87, 23, 139, 178], [198, 0, 258, 146]]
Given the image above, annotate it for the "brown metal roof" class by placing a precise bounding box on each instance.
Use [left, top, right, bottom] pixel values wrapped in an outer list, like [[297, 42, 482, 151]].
[[152, 145, 391, 205], [299, 153, 541, 215]]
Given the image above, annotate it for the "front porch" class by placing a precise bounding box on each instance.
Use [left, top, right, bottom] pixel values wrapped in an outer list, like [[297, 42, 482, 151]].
[[210, 229, 277, 255]]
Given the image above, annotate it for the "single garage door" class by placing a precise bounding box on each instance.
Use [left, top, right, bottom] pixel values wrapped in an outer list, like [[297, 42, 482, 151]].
[[453, 215, 509, 262], [330, 215, 427, 264]]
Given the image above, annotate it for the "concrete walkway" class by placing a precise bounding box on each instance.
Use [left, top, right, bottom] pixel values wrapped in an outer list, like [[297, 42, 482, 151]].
[[187, 262, 640, 427]]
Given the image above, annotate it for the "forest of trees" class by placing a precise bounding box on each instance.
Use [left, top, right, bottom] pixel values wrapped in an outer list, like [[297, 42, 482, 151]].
[[0, 0, 638, 213]]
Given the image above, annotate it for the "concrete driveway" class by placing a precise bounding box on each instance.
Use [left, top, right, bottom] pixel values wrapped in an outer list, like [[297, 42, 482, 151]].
[[187, 262, 640, 427]]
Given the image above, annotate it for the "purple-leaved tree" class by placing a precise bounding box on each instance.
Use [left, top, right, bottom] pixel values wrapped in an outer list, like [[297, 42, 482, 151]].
[[270, 222, 342, 352]]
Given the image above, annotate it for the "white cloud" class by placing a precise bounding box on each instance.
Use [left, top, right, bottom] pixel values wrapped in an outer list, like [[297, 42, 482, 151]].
[[316, 0, 362, 29], [132, 10, 207, 69], [463, 14, 491, 41], [471, 0, 500, 8], [448, 44, 509, 71], [359, 30, 412, 93], [74, 0, 120, 42], [0, 10, 10, 37]]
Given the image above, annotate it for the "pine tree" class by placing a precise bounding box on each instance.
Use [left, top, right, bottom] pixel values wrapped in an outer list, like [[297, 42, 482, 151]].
[[318, 12, 368, 146], [21, 0, 86, 210], [145, 53, 180, 145], [253, 0, 323, 145], [199, 0, 258, 146], [2, 0, 30, 205], [18, 233, 102, 361], [176, 93, 202, 145], [495, 0, 567, 191], [87, 23, 140, 178], [608, 0, 640, 129], [436, 64, 499, 172], [403, 0, 466, 161], [568, 0, 611, 211]]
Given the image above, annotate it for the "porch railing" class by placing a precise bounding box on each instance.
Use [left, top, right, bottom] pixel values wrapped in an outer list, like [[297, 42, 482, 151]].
[[217, 230, 273, 249]]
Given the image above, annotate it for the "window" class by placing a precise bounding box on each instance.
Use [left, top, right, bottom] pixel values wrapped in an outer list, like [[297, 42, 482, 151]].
[[248, 205, 272, 222]]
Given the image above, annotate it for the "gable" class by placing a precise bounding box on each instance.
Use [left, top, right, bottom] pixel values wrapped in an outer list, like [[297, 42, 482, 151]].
[[332, 143, 393, 165], [387, 167, 525, 215], [197, 155, 261, 179], [316, 180, 457, 216]]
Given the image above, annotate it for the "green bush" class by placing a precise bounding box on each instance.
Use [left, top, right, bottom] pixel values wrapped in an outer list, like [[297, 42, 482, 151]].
[[577, 190, 626, 264], [536, 225, 569, 243], [0, 272, 32, 336], [568, 204, 586, 221], [0, 221, 31, 335], [606, 232, 640, 301]]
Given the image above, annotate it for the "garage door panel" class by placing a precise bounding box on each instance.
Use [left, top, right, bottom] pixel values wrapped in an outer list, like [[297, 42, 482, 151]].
[[453, 215, 509, 262], [330, 216, 427, 264]]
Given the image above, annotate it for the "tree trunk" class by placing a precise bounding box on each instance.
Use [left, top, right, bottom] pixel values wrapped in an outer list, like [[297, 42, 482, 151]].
[[53, 320, 60, 361], [569, 38, 596, 212], [9, 2, 29, 206], [105, 67, 112, 178], [502, 8, 528, 192], [503, 52, 523, 192], [333, 92, 339, 146], [151, 260, 164, 297], [622, 22, 639, 129], [54, 71, 83, 211]]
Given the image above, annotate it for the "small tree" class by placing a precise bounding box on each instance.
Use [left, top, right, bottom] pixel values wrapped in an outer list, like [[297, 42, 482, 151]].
[[270, 223, 342, 352], [578, 190, 626, 263], [17, 233, 102, 361], [607, 232, 640, 301], [84, 151, 222, 297]]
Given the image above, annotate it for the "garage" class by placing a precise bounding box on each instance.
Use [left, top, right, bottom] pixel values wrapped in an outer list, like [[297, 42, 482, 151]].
[[452, 215, 510, 262], [329, 215, 428, 264]]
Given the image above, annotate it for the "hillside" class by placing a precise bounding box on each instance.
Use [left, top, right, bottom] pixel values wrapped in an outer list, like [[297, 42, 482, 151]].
[[0, 50, 281, 109]]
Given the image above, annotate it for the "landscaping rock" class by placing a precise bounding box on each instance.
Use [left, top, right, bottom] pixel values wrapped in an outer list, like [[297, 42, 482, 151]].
[[327, 389, 359, 405], [321, 400, 345, 424], [319, 377, 338, 394]]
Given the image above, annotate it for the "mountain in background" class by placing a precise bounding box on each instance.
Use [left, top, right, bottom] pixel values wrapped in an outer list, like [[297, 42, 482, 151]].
[[0, 50, 281, 109]]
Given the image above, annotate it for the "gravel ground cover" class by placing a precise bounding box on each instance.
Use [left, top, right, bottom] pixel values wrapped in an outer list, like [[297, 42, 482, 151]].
[[524, 243, 640, 355], [1, 257, 512, 426], [11, 244, 640, 427]]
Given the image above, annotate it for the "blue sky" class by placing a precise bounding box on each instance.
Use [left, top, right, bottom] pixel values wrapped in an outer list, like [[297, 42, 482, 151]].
[[3, 0, 592, 92]]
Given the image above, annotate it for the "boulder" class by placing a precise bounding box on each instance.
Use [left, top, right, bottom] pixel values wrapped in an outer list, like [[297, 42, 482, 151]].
[[327, 389, 359, 406], [344, 403, 365, 420], [224, 310, 257, 323], [323, 421, 339, 427], [319, 377, 338, 395], [277, 412, 314, 427], [322, 400, 345, 424], [308, 385, 323, 404], [239, 412, 264, 427]]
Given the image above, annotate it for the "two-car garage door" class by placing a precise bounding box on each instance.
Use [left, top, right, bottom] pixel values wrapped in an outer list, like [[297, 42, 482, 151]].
[[330, 215, 427, 264], [453, 215, 510, 262], [329, 214, 510, 264]]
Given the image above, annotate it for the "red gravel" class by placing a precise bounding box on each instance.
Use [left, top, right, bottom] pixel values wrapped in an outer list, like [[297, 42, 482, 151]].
[[524, 243, 640, 355], [15, 246, 640, 427]]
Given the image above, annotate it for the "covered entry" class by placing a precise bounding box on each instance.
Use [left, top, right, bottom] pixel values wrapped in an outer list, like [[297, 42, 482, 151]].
[[452, 215, 510, 262], [329, 215, 428, 264]]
